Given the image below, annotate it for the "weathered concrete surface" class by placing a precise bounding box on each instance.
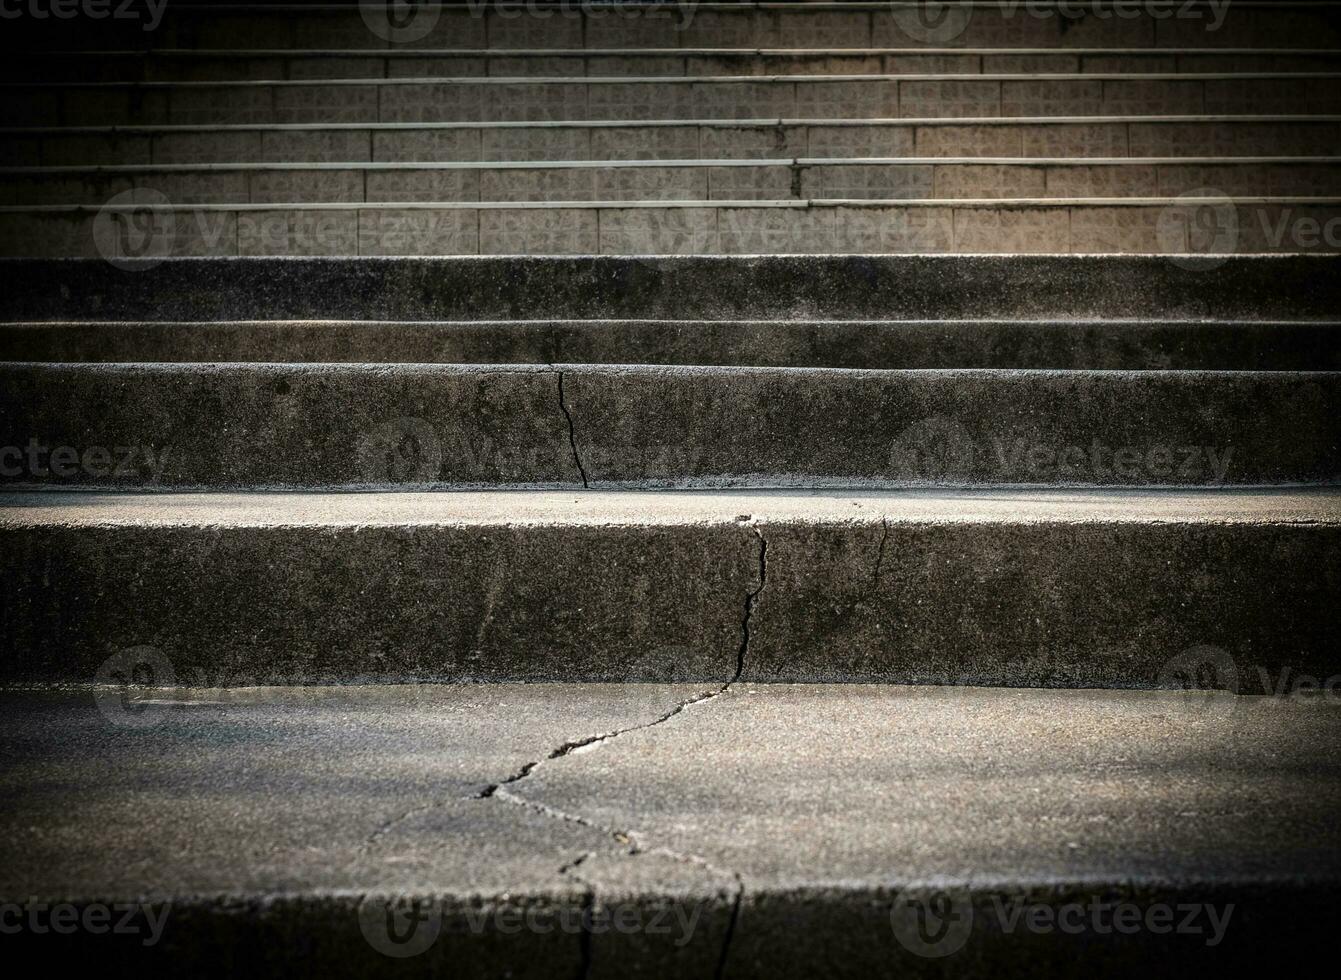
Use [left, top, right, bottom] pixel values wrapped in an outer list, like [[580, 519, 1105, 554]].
[[3, 363, 1338, 487], [3, 256, 1339, 322], [0, 362, 581, 488], [520, 683, 1341, 976], [11, 49, 1341, 83], [0, 683, 731, 978], [0, 0, 1321, 54], [1, 489, 1337, 688], [560, 365, 1341, 486], [1, 684, 1337, 977], [4, 319, 1338, 371]]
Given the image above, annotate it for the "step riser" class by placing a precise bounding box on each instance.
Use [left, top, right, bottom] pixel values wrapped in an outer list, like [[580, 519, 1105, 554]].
[[11, 52, 1341, 83], [4, 256, 1334, 321], [8, 77, 1340, 127], [6, 320, 1338, 370], [2, 504, 1335, 686], [8, 161, 1339, 205], [3, 365, 1336, 488], [11, 120, 1336, 166], [2, 884, 1334, 980], [6, 201, 1341, 256], [4, 5, 1334, 53]]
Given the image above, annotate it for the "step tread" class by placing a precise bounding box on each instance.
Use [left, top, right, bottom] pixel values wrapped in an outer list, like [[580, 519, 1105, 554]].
[[5, 487, 1339, 527], [12, 71, 1341, 85], [2, 682, 1337, 904], [9, 155, 1338, 170], [6, 318, 1336, 370], [10, 113, 1338, 133], [42, 46, 1341, 56], [7, 195, 1335, 210]]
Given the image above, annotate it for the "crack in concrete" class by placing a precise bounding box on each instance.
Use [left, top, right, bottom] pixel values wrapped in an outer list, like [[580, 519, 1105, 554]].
[[736, 528, 767, 680], [715, 877, 746, 980], [870, 517, 889, 593], [470, 527, 768, 975], [477, 527, 767, 800], [497, 786, 747, 980], [557, 853, 597, 980], [556, 370, 590, 489]]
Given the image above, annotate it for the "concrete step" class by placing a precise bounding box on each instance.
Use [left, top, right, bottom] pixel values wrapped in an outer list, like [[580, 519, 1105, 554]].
[[4, 0, 1335, 53], [3, 255, 1335, 321], [7, 74, 1340, 126], [5, 197, 1340, 256], [2, 362, 1337, 488], [2, 489, 1338, 684], [5, 318, 1337, 370], [11, 47, 1341, 82], [7, 116, 1337, 166], [2, 682, 1338, 976], [7, 158, 1339, 205]]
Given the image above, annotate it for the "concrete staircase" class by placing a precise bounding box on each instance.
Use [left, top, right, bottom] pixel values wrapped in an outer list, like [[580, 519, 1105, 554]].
[[3, 1, 1341, 255], [1, 3, 1339, 976]]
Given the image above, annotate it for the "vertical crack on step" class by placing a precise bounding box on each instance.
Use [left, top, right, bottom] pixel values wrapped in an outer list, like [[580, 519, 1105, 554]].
[[465, 530, 766, 955], [714, 877, 745, 980], [734, 529, 768, 682], [474, 525, 767, 803], [558, 852, 597, 980], [556, 370, 589, 489], [575, 885, 595, 980], [870, 517, 889, 593]]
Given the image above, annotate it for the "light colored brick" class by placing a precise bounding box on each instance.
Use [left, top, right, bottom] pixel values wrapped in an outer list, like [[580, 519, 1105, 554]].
[[717, 207, 836, 254], [832, 206, 954, 253], [366, 170, 481, 204], [598, 208, 717, 254], [953, 207, 1069, 253], [480, 208, 598, 254], [936, 164, 1046, 200], [357, 208, 479, 256], [592, 126, 698, 161], [238, 209, 358, 256], [479, 168, 596, 203], [248, 170, 362, 205], [1046, 165, 1158, 198]]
